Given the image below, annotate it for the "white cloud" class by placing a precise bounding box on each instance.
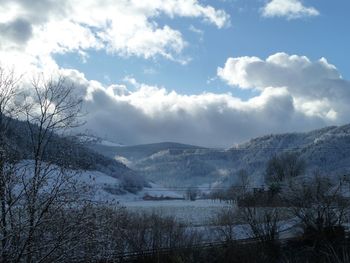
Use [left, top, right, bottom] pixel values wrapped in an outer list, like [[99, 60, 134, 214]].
[[217, 56, 262, 89], [262, 0, 319, 19], [218, 52, 350, 123], [0, 0, 230, 70]]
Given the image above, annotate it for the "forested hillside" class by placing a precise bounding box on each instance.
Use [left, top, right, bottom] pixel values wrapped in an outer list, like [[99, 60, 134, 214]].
[[89, 125, 350, 187]]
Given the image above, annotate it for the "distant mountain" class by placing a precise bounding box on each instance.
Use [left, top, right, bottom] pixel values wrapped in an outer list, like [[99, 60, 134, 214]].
[[87, 141, 208, 164], [75, 134, 124, 147], [87, 124, 350, 188]]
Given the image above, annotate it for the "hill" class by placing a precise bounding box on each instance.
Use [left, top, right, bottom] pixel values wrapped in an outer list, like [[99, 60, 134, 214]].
[[86, 124, 350, 188], [85, 141, 208, 165], [2, 116, 148, 194]]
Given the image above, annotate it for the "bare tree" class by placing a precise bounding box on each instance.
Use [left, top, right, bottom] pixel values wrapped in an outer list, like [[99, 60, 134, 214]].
[[15, 74, 84, 262], [237, 169, 250, 188], [213, 207, 238, 242], [284, 173, 350, 245], [265, 152, 306, 184], [234, 169, 250, 199], [185, 187, 199, 201], [0, 66, 22, 262], [240, 206, 281, 261], [240, 207, 280, 244]]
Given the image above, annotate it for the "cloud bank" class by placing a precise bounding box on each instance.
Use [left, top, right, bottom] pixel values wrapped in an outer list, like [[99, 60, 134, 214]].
[[56, 52, 350, 147]]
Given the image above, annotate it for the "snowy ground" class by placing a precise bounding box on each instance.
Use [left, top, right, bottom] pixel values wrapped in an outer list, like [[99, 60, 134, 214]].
[[14, 163, 237, 228], [75, 171, 233, 226], [120, 199, 233, 226]]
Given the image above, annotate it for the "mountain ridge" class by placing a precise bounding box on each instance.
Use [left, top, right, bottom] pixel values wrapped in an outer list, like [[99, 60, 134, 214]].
[[88, 124, 350, 188]]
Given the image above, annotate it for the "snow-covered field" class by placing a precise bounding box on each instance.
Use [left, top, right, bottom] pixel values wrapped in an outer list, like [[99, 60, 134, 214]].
[[75, 171, 233, 226], [14, 163, 232, 226], [120, 199, 233, 226]]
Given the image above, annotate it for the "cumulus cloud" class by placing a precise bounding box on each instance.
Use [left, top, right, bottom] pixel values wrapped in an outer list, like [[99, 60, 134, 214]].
[[0, 0, 230, 70], [262, 0, 319, 19], [218, 52, 350, 122]]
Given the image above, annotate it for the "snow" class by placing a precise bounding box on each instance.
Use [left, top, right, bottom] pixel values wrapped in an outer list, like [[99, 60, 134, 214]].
[[120, 199, 232, 226], [114, 155, 132, 166], [133, 123, 350, 188], [76, 171, 232, 226], [100, 140, 124, 147], [75, 134, 124, 147], [75, 170, 123, 202], [12, 161, 306, 242], [74, 170, 191, 204], [76, 173, 231, 226], [140, 182, 183, 198]]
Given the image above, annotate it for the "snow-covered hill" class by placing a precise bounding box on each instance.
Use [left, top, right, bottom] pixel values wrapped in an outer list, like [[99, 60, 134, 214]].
[[12, 160, 181, 204], [228, 124, 350, 184], [3, 118, 149, 194], [77, 171, 181, 203], [75, 134, 124, 147], [88, 124, 350, 188], [87, 141, 208, 166]]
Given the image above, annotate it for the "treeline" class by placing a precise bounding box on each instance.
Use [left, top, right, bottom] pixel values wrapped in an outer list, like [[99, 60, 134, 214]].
[[205, 152, 350, 263]]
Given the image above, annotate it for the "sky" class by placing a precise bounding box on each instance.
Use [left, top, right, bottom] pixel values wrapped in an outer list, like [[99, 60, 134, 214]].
[[1, 0, 350, 147]]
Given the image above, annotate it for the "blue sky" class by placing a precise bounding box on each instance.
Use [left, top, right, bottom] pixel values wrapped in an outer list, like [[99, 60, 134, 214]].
[[54, 0, 350, 96], [1, 0, 350, 147]]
